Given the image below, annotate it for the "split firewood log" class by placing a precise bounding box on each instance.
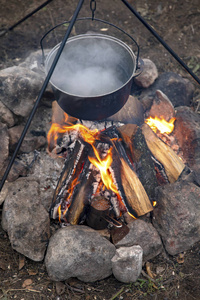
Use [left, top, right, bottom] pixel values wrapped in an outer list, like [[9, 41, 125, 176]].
[[110, 136, 153, 218], [117, 124, 158, 200], [50, 140, 90, 222], [142, 124, 185, 183]]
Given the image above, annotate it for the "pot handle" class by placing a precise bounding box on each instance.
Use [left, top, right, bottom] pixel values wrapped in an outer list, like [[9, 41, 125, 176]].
[[132, 57, 144, 78], [40, 17, 141, 68]]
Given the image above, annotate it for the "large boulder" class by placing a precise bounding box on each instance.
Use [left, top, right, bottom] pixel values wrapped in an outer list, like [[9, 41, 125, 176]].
[[45, 225, 116, 282], [152, 173, 200, 255], [139, 72, 195, 107], [0, 122, 9, 179], [1, 178, 50, 261], [0, 66, 44, 117]]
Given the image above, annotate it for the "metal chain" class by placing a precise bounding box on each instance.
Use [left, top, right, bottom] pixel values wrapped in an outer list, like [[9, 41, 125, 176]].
[[90, 0, 96, 20]]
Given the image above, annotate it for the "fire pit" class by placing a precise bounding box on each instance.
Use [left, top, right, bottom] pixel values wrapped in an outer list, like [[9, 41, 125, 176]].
[[47, 96, 185, 228], [1, 53, 200, 282], [0, 0, 200, 286]]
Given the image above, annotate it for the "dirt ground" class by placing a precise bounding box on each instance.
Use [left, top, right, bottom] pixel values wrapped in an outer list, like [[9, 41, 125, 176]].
[[0, 0, 200, 299]]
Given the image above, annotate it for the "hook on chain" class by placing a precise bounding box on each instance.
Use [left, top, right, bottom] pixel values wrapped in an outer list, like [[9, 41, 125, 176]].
[[90, 0, 96, 20]]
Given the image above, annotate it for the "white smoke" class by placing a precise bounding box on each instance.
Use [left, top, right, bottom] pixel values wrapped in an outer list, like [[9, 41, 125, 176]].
[[55, 66, 124, 96], [48, 35, 131, 97]]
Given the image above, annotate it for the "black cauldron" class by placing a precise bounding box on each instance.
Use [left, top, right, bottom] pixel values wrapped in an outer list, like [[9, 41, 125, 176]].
[[45, 34, 140, 120]]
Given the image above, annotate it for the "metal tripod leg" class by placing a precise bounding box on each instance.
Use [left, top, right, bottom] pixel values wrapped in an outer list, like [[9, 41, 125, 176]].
[[0, 0, 85, 192], [121, 0, 200, 85]]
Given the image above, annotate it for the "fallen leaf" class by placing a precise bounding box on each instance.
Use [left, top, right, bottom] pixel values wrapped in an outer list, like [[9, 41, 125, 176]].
[[22, 279, 33, 288], [146, 262, 156, 279], [28, 269, 38, 276], [19, 255, 25, 270]]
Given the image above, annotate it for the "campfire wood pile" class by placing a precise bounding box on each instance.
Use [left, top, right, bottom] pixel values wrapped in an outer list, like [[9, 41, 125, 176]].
[[0, 50, 200, 283], [50, 112, 185, 229]]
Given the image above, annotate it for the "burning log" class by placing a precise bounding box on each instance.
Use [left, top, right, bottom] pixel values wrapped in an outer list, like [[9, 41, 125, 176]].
[[142, 124, 185, 183], [48, 102, 78, 155], [66, 156, 95, 225], [117, 124, 158, 200], [110, 138, 153, 218], [51, 137, 117, 225], [50, 140, 90, 222], [51, 123, 155, 225], [98, 127, 154, 218]]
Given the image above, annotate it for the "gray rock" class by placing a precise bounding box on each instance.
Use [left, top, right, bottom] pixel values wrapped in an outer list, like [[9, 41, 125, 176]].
[[173, 106, 200, 168], [8, 125, 46, 153], [0, 183, 10, 205], [18, 49, 53, 96], [45, 225, 116, 282], [134, 58, 158, 88], [152, 178, 200, 255], [7, 159, 28, 182], [139, 72, 195, 107], [1, 178, 50, 261], [147, 90, 175, 121], [0, 66, 44, 117], [27, 151, 63, 211], [19, 49, 46, 76], [107, 95, 144, 126], [0, 101, 16, 127], [28, 105, 52, 139], [115, 219, 163, 262], [111, 245, 143, 283], [0, 123, 9, 179], [0, 149, 63, 211]]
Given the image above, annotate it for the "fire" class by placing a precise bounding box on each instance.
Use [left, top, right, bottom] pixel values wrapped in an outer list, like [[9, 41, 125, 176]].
[[48, 112, 119, 202], [58, 205, 62, 223], [145, 116, 175, 134], [89, 147, 118, 194], [47, 112, 98, 152]]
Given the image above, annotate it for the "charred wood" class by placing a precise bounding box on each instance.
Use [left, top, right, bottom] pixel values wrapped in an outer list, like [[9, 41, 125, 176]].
[[101, 127, 153, 218], [50, 140, 90, 221], [66, 156, 96, 225], [86, 196, 111, 230], [117, 124, 158, 200]]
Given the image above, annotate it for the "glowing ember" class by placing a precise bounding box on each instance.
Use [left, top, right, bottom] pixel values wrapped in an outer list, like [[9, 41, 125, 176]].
[[153, 201, 157, 207], [145, 116, 176, 134]]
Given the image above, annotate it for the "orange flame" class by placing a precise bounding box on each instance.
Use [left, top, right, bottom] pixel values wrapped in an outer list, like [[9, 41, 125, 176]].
[[62, 177, 80, 218], [58, 204, 62, 222], [145, 116, 176, 134], [47, 121, 98, 151], [48, 113, 119, 206], [89, 147, 118, 194], [128, 212, 137, 219]]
